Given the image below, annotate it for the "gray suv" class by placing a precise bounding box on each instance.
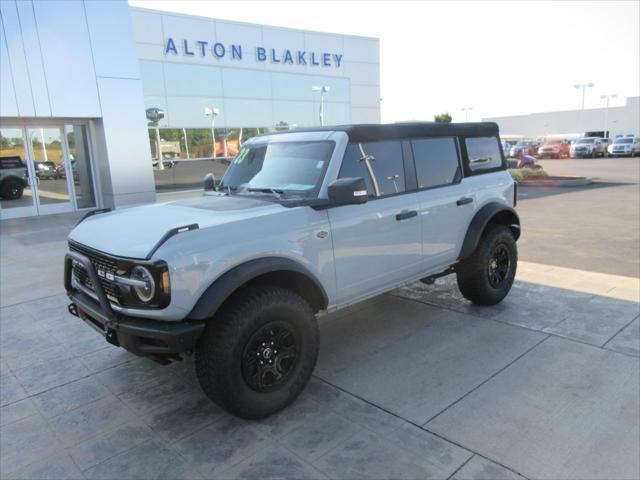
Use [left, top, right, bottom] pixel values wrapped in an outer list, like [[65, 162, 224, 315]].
[[64, 122, 520, 418]]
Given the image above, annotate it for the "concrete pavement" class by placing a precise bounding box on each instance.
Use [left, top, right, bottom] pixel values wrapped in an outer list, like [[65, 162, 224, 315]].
[[1, 208, 639, 479]]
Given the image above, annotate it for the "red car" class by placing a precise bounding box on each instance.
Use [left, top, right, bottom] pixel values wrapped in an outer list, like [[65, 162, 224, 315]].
[[537, 139, 570, 159]]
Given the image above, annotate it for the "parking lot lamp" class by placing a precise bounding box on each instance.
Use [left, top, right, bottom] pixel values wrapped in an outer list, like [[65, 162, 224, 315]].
[[204, 107, 220, 158], [461, 107, 473, 122], [311, 85, 330, 126], [600, 94, 617, 138], [574, 83, 594, 110]]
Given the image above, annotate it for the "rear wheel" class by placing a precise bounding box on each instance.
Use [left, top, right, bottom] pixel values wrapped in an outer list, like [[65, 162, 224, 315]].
[[195, 286, 319, 419], [456, 225, 517, 305]]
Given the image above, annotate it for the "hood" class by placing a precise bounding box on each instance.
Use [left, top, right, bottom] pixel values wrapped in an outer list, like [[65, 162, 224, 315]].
[[69, 194, 279, 259]]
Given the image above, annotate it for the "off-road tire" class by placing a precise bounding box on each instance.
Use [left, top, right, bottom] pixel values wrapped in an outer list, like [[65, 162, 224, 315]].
[[195, 286, 319, 419], [456, 225, 517, 305], [0, 179, 24, 200]]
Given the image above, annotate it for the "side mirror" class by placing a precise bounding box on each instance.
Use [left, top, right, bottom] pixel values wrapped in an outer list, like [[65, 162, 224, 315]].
[[203, 173, 216, 191], [328, 177, 368, 206]]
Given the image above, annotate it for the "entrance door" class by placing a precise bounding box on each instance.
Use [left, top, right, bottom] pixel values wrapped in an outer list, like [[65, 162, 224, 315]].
[[26, 127, 75, 215], [0, 127, 37, 218], [0, 124, 96, 219]]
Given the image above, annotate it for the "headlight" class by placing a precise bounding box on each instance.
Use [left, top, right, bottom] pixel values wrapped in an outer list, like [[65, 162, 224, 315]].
[[130, 266, 155, 302]]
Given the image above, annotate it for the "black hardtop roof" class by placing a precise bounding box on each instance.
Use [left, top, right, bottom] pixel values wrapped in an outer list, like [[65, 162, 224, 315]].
[[260, 122, 499, 143]]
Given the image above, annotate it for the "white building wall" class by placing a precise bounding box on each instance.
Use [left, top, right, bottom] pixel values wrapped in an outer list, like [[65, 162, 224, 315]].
[[0, 0, 155, 207], [130, 7, 381, 126], [484, 97, 640, 139]]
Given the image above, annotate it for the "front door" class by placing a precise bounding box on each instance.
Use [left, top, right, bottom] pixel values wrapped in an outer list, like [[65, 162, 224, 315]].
[[328, 139, 423, 305]]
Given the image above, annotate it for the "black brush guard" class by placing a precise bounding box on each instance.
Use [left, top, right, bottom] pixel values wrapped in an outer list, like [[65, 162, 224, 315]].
[[64, 251, 204, 362]]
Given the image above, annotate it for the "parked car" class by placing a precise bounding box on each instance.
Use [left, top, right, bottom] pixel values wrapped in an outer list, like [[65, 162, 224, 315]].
[[538, 139, 570, 158], [34, 161, 57, 180], [570, 137, 606, 158], [56, 160, 79, 181], [64, 122, 520, 419], [608, 137, 640, 157], [0, 155, 27, 200], [509, 141, 539, 158]]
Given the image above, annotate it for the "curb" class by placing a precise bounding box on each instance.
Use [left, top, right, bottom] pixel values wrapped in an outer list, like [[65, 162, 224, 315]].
[[517, 176, 593, 187]]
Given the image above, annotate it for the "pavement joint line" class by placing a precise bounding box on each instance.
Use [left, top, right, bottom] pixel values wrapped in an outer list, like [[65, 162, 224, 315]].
[[311, 375, 528, 479], [419, 335, 551, 427], [0, 291, 66, 310], [445, 454, 474, 480], [0, 355, 140, 410], [387, 291, 640, 359], [601, 313, 640, 350]]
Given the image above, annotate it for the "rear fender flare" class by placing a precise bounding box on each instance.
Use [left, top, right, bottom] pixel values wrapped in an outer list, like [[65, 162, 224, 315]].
[[458, 202, 520, 261]]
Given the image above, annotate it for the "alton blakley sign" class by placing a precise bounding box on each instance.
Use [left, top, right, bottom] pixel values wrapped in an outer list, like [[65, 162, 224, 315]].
[[165, 38, 344, 68]]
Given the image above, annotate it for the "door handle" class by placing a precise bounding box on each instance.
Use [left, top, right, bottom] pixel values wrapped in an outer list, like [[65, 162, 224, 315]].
[[396, 210, 418, 221], [456, 197, 473, 206]]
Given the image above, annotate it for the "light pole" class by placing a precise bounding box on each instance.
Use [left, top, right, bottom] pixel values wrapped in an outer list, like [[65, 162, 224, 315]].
[[311, 85, 330, 126], [600, 93, 616, 138], [204, 107, 220, 158], [461, 107, 473, 122], [145, 107, 165, 170], [574, 83, 594, 134], [574, 82, 595, 110]]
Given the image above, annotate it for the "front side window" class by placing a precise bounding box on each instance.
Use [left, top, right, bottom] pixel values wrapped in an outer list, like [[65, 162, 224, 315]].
[[465, 137, 503, 172], [339, 141, 405, 197], [220, 141, 334, 197], [411, 137, 460, 189]]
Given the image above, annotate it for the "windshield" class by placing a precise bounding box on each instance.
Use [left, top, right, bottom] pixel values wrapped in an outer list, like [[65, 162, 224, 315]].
[[515, 142, 531, 147], [219, 141, 334, 196], [544, 140, 562, 145], [615, 138, 633, 144], [576, 139, 596, 144]]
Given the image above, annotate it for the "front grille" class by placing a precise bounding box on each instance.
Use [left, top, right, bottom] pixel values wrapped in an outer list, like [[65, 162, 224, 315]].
[[70, 243, 122, 304]]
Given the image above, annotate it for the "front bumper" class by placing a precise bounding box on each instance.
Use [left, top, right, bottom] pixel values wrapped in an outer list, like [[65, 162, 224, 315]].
[[64, 251, 205, 361]]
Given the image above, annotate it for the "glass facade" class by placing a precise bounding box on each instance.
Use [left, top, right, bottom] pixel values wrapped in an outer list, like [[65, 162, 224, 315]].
[[140, 60, 351, 192]]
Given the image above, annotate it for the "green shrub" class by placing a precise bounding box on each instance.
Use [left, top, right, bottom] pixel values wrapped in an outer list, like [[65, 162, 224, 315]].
[[509, 167, 549, 182]]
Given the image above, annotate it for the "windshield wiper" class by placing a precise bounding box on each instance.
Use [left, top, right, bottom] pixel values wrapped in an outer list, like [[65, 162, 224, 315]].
[[246, 187, 285, 199]]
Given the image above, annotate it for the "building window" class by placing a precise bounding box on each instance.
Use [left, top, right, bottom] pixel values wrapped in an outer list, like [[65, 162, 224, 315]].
[[148, 127, 270, 192], [339, 141, 405, 197], [465, 137, 503, 172], [411, 137, 460, 189]]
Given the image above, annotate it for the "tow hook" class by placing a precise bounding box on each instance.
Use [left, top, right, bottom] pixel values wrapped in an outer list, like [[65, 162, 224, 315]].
[[68, 303, 79, 317]]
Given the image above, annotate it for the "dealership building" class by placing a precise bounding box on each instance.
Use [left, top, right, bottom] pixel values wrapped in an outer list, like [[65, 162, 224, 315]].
[[0, 1, 380, 219], [484, 96, 639, 141]]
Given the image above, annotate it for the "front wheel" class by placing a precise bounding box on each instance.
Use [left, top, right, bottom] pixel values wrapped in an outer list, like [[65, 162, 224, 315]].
[[195, 286, 319, 419], [0, 179, 24, 200], [456, 225, 517, 305]]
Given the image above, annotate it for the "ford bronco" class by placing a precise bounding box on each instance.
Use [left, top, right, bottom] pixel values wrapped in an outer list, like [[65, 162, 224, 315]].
[[64, 122, 520, 419]]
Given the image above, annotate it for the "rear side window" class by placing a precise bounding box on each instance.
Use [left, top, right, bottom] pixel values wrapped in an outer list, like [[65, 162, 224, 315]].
[[339, 141, 405, 197], [465, 137, 503, 172], [411, 137, 460, 189]]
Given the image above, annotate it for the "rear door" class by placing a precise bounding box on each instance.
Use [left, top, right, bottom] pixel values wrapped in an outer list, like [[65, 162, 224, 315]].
[[328, 140, 422, 304], [410, 137, 475, 270]]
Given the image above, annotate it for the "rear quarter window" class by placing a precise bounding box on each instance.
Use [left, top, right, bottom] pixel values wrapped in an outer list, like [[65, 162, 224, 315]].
[[464, 137, 504, 173]]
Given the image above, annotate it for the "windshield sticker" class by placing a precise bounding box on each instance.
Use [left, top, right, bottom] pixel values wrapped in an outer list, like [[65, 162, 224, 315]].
[[316, 160, 324, 169], [234, 149, 249, 164]]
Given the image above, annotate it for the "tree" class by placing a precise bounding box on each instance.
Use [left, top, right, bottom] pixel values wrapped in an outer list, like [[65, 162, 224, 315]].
[[434, 112, 452, 123]]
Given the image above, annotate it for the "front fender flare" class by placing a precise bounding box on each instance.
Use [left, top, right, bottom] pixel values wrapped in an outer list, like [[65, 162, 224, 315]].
[[187, 257, 329, 321], [458, 202, 520, 261]]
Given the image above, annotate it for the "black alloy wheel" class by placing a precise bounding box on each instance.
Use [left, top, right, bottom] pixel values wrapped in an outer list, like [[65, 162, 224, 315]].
[[241, 321, 299, 392], [487, 244, 510, 288]]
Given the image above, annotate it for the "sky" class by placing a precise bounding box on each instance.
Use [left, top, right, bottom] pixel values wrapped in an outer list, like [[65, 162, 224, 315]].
[[129, 0, 640, 123]]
